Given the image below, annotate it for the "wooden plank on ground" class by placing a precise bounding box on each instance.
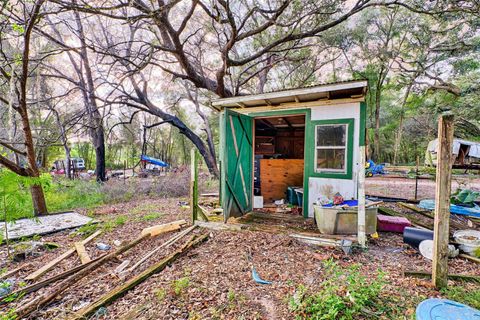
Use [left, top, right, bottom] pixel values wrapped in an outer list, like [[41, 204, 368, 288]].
[[25, 230, 101, 281], [290, 233, 344, 247], [195, 221, 245, 231], [140, 220, 187, 237], [4, 253, 108, 298], [0, 263, 31, 281], [16, 233, 150, 319], [74, 242, 91, 264], [459, 253, 480, 264], [71, 234, 209, 320], [127, 225, 197, 274], [405, 270, 480, 283]]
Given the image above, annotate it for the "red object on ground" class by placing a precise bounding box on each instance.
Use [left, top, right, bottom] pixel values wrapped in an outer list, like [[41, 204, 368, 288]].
[[377, 214, 411, 233]]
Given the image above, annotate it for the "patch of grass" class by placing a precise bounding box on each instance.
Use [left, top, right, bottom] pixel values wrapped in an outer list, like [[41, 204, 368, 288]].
[[73, 214, 129, 237], [227, 289, 236, 303], [441, 285, 480, 309], [132, 203, 163, 222], [45, 179, 104, 212], [154, 288, 167, 301], [74, 221, 99, 237], [136, 212, 163, 222], [102, 215, 128, 232], [172, 277, 190, 296], [289, 259, 389, 320]]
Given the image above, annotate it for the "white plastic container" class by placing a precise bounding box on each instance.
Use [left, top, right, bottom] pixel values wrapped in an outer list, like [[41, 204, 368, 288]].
[[453, 230, 480, 257], [253, 196, 264, 209]]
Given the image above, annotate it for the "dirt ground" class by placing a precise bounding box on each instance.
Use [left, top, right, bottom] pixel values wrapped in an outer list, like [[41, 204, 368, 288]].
[[366, 174, 480, 200], [1, 191, 479, 320]]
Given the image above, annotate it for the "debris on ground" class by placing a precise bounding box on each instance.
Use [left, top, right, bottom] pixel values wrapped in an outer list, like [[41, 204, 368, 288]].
[[251, 267, 272, 285], [0, 212, 95, 240], [0, 197, 479, 319], [95, 243, 111, 251]]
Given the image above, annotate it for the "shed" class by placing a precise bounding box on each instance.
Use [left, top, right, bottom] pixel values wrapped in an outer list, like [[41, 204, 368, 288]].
[[213, 80, 368, 222]]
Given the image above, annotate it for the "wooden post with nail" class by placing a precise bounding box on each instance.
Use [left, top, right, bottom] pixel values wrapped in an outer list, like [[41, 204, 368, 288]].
[[432, 113, 454, 288]]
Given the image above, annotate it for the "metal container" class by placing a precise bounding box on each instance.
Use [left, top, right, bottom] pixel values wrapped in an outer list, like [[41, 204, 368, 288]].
[[313, 205, 377, 235]]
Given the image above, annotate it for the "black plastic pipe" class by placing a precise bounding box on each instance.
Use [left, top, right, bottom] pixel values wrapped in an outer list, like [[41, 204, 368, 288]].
[[403, 227, 434, 248]]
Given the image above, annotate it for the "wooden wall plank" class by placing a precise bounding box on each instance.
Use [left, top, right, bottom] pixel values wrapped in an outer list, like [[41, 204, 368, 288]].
[[259, 159, 304, 203]]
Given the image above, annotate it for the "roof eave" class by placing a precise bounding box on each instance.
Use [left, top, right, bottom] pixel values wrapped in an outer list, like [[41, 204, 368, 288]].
[[212, 80, 368, 108]]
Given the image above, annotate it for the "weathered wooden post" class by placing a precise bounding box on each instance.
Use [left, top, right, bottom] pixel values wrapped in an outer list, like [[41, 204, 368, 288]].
[[432, 113, 454, 288], [415, 156, 419, 200], [190, 148, 198, 223], [358, 145, 367, 248]]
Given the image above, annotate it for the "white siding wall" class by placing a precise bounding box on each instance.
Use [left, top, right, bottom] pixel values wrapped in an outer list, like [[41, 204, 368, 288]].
[[308, 102, 361, 217]]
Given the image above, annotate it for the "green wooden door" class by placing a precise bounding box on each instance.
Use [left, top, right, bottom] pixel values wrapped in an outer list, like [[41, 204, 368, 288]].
[[221, 109, 253, 220]]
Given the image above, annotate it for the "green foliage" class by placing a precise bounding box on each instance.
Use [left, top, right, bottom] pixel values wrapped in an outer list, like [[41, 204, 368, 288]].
[[101, 215, 128, 232], [0, 170, 51, 223], [11, 23, 25, 34], [0, 173, 104, 222], [155, 288, 167, 301], [172, 277, 190, 296], [45, 179, 104, 213], [289, 260, 387, 320], [441, 285, 480, 309], [136, 212, 163, 222], [451, 189, 479, 207], [73, 221, 99, 237], [0, 307, 17, 320], [74, 214, 129, 237]]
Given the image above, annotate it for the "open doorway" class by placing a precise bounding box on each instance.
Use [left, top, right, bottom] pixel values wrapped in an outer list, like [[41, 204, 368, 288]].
[[253, 114, 305, 215]]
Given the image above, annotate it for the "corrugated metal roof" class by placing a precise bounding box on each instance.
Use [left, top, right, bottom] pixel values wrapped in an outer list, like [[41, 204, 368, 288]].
[[260, 78, 367, 94], [212, 79, 368, 108]]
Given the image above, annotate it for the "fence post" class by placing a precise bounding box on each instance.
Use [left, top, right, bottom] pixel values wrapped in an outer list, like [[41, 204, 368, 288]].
[[432, 113, 454, 288], [358, 145, 366, 248]]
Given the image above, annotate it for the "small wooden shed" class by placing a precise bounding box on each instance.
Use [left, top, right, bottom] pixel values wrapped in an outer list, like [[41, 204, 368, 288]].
[[213, 80, 368, 222]]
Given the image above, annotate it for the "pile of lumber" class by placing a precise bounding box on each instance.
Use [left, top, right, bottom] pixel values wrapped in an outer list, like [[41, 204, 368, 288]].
[[3, 219, 208, 319]]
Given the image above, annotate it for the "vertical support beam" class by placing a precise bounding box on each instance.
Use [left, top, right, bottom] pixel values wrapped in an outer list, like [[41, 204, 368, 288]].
[[190, 148, 198, 223], [358, 145, 366, 248], [415, 156, 419, 200], [432, 113, 454, 288]]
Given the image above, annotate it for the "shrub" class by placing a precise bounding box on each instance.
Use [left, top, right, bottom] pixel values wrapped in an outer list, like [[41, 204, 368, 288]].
[[289, 260, 386, 320]]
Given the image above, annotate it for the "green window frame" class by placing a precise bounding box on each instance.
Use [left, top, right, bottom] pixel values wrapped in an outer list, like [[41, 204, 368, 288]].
[[309, 118, 354, 180]]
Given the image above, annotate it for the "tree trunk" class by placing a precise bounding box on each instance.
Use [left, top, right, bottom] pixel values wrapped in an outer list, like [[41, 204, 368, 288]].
[[73, 7, 107, 182], [94, 129, 106, 181], [131, 80, 219, 178], [30, 184, 47, 215]]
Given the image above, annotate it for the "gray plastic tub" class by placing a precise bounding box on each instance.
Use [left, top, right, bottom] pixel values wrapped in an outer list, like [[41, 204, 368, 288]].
[[313, 205, 377, 235]]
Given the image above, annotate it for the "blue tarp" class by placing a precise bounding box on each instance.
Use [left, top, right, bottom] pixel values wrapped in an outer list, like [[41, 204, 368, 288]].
[[140, 155, 168, 167], [322, 200, 359, 207], [418, 199, 480, 218]]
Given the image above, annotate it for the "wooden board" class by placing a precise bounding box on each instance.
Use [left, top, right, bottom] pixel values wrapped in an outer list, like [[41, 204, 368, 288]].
[[74, 242, 91, 264], [260, 159, 304, 203], [25, 230, 101, 281]]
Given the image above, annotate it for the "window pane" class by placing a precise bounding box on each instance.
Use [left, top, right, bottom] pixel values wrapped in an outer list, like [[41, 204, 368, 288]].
[[316, 148, 346, 170], [316, 125, 346, 147]]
